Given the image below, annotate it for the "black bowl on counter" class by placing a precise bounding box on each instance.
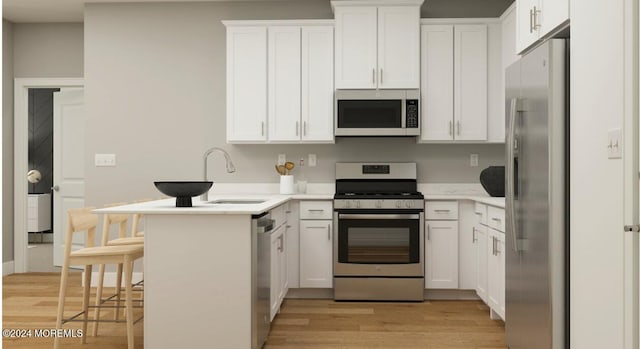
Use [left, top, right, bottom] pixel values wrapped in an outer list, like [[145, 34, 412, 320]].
[[479, 166, 505, 197], [154, 181, 213, 207]]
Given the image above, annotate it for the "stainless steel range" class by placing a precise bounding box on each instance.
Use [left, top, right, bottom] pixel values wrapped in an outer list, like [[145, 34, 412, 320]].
[[333, 162, 424, 301]]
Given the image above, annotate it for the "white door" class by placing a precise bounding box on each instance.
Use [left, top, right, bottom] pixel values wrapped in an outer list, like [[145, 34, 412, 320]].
[[268, 26, 301, 142], [334, 6, 377, 89], [301, 26, 334, 142], [516, 0, 540, 53], [226, 26, 267, 142], [299, 220, 333, 288], [475, 224, 488, 303], [420, 25, 454, 141], [377, 6, 420, 89], [487, 227, 506, 319], [425, 220, 459, 289], [539, 0, 569, 38], [53, 88, 86, 267], [270, 226, 282, 321], [454, 25, 488, 141]]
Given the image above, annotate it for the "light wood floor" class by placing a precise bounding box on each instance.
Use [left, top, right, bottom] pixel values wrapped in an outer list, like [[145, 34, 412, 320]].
[[3, 273, 505, 349]]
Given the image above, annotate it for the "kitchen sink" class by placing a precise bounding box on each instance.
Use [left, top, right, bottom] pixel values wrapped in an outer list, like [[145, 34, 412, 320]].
[[207, 199, 267, 205]]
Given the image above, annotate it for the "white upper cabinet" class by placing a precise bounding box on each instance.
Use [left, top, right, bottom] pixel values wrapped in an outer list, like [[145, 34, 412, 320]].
[[226, 26, 267, 142], [334, 3, 421, 89], [225, 21, 334, 144], [516, 0, 569, 54], [268, 26, 301, 142], [334, 6, 378, 89], [301, 26, 334, 142], [420, 24, 487, 142]]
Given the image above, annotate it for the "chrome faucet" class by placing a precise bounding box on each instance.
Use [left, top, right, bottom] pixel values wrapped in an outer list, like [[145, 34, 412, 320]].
[[201, 147, 236, 201]]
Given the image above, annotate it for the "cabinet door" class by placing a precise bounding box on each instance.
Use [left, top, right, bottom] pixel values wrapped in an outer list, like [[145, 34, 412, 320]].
[[487, 228, 505, 319], [226, 26, 267, 142], [475, 224, 488, 303], [270, 227, 282, 321], [377, 6, 420, 89], [268, 26, 301, 142], [301, 26, 334, 142], [279, 228, 288, 302], [299, 220, 333, 288], [516, 0, 540, 53], [286, 201, 300, 288], [420, 25, 454, 141], [539, 0, 569, 36], [454, 25, 487, 141], [496, 231, 506, 318], [334, 6, 378, 89], [425, 220, 459, 289]]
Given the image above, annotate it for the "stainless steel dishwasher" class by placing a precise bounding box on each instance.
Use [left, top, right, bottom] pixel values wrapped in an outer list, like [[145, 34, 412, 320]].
[[251, 212, 274, 349]]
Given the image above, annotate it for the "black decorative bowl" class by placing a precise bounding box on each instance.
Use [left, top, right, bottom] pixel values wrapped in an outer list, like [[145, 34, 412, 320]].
[[154, 181, 213, 207], [479, 166, 505, 197]]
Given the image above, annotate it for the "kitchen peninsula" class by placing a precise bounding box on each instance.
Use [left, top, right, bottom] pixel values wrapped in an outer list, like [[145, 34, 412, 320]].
[[95, 196, 292, 349]]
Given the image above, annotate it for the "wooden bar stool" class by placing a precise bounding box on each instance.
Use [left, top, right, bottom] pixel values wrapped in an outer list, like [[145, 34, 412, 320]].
[[54, 207, 143, 349], [93, 203, 144, 336], [130, 198, 152, 237]]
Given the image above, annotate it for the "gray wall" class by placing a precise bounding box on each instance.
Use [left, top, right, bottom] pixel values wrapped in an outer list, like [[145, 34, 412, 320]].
[[84, 1, 504, 207], [3, 19, 15, 264], [13, 23, 84, 78], [2, 22, 84, 265]]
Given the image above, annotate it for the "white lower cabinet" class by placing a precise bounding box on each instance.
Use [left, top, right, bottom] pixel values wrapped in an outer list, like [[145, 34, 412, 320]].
[[474, 223, 488, 303], [487, 227, 505, 320], [425, 201, 459, 289], [270, 223, 287, 321], [299, 220, 333, 288]]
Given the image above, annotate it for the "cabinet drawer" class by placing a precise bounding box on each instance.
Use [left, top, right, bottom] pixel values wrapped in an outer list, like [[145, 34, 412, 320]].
[[299, 201, 333, 220], [487, 206, 505, 232], [474, 202, 487, 225], [425, 201, 459, 220]]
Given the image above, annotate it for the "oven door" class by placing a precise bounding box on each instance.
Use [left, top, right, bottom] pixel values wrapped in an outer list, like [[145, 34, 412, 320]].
[[333, 210, 424, 277]]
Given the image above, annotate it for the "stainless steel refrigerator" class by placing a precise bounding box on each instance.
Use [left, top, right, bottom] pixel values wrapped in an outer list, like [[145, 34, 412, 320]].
[[505, 39, 568, 349]]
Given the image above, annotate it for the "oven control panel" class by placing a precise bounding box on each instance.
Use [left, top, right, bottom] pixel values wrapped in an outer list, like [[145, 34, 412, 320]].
[[334, 199, 424, 210]]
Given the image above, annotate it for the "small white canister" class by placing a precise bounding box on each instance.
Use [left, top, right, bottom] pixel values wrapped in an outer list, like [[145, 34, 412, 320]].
[[280, 175, 295, 194]]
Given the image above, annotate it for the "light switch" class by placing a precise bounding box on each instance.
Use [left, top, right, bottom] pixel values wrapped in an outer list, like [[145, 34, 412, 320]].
[[277, 154, 286, 165], [95, 154, 116, 167], [608, 129, 622, 159], [470, 154, 479, 167], [308, 154, 317, 167]]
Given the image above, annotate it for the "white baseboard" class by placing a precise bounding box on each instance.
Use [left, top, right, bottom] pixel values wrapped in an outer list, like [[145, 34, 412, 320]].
[[424, 289, 480, 300], [86, 272, 144, 288], [3, 261, 15, 276]]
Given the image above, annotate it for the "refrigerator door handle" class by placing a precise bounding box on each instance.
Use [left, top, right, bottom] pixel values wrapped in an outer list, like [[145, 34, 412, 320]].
[[507, 98, 520, 252]]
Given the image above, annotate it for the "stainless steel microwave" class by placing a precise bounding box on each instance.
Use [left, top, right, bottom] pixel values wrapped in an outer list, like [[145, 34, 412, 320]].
[[335, 89, 420, 137]]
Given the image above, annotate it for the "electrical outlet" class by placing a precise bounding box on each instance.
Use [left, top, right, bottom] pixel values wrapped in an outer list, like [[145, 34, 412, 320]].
[[95, 154, 116, 167], [308, 154, 317, 167], [608, 129, 622, 159], [277, 154, 286, 165], [470, 154, 479, 167]]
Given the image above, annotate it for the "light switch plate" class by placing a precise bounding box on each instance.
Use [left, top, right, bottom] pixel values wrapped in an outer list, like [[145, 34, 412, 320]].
[[95, 154, 116, 167], [608, 129, 622, 159], [470, 154, 479, 167], [277, 154, 286, 165], [308, 154, 317, 167]]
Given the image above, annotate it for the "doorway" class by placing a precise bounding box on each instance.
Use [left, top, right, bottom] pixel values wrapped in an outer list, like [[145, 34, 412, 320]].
[[13, 78, 84, 274]]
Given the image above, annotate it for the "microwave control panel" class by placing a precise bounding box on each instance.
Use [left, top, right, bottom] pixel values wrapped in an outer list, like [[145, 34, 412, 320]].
[[406, 99, 419, 128]]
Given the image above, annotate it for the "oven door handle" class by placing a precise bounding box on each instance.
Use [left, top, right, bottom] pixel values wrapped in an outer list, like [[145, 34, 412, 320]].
[[338, 214, 420, 220]]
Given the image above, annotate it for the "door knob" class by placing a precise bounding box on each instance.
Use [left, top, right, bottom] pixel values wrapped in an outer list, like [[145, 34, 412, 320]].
[[51, 185, 60, 192]]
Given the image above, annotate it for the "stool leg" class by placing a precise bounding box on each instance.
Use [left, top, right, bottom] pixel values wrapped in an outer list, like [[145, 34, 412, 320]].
[[81, 265, 92, 344], [92, 263, 106, 336], [114, 263, 123, 320], [124, 257, 135, 349], [54, 264, 70, 349]]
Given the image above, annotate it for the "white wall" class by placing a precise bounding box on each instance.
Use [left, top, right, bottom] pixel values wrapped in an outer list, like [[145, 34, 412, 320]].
[[570, 0, 627, 347], [3, 19, 15, 264], [84, 1, 505, 208]]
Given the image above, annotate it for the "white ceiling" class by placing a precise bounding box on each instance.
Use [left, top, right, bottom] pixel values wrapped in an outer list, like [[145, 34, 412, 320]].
[[3, 0, 514, 23]]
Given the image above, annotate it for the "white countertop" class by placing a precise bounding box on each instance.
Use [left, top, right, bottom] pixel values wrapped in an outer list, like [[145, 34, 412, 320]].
[[424, 195, 505, 208]]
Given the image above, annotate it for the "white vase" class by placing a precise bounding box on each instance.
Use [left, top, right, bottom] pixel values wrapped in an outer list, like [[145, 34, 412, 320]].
[[280, 175, 295, 194]]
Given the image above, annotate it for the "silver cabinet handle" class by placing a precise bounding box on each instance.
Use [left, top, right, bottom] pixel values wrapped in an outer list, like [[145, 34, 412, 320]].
[[495, 238, 501, 255], [380, 68, 383, 84], [278, 234, 284, 252], [529, 8, 535, 33], [296, 121, 299, 136], [327, 224, 331, 240], [456, 121, 461, 135], [427, 224, 430, 241], [303, 121, 307, 136], [491, 217, 502, 222], [493, 236, 497, 256], [449, 121, 453, 136], [434, 209, 451, 213], [261, 121, 265, 136], [472, 227, 477, 243], [51, 185, 60, 192], [308, 209, 324, 212]]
